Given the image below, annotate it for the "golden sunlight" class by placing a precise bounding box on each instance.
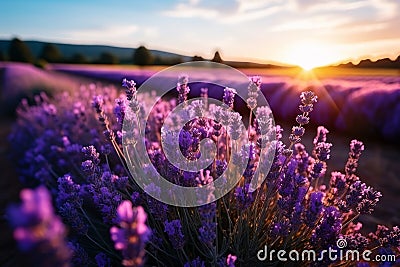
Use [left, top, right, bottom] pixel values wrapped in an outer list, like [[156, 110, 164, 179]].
[[284, 41, 339, 71]]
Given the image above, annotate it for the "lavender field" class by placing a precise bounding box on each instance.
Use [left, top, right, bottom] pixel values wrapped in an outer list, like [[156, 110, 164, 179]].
[[0, 62, 399, 266], [47, 64, 400, 141]]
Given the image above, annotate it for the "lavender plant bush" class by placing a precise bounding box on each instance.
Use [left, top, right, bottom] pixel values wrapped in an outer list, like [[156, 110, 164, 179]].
[[7, 73, 400, 266]]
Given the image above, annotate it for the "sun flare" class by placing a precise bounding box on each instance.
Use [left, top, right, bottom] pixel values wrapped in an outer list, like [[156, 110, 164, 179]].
[[285, 41, 338, 70]]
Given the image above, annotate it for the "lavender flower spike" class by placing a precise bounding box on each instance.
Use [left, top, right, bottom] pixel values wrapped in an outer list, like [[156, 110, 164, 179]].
[[8, 186, 71, 267], [226, 254, 237, 267], [223, 87, 237, 109], [110, 201, 151, 267], [122, 78, 137, 101]]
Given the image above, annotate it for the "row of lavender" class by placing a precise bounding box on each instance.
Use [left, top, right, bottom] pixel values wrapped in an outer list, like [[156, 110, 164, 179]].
[[7, 73, 400, 266], [50, 64, 400, 141]]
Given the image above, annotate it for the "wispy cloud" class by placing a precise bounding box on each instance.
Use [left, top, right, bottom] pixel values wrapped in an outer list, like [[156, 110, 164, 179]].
[[270, 15, 351, 31], [162, 0, 287, 24]]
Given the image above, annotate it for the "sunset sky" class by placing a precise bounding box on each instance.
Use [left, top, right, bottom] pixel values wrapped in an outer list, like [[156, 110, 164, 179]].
[[1, 0, 399, 67]]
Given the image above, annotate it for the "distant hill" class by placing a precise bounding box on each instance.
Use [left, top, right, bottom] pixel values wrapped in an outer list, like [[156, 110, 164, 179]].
[[0, 39, 291, 67], [0, 40, 191, 63], [335, 55, 400, 69]]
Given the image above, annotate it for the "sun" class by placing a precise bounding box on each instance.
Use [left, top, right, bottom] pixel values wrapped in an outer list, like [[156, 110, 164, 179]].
[[285, 41, 337, 71]]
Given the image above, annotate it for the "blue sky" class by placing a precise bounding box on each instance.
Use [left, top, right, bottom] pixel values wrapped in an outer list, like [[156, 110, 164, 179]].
[[1, 0, 399, 66]]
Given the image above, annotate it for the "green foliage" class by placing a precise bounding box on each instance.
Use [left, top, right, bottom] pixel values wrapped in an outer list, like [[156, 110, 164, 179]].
[[34, 59, 48, 69], [8, 38, 35, 63], [133, 45, 154, 66], [40, 43, 63, 63], [192, 55, 204, 61], [69, 53, 89, 64], [97, 52, 119, 64], [0, 50, 5, 61]]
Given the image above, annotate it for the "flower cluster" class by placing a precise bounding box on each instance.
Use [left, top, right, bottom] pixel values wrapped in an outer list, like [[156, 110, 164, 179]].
[[110, 201, 150, 267], [7, 186, 71, 266], [7, 73, 399, 267]]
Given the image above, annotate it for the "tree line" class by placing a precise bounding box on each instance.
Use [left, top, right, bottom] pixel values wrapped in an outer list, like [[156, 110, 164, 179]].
[[0, 38, 224, 66]]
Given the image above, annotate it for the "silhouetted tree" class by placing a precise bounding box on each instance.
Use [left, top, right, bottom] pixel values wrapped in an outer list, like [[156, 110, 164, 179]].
[[69, 53, 88, 64], [97, 52, 119, 64], [212, 51, 223, 63], [192, 55, 204, 61], [8, 38, 34, 63], [0, 50, 5, 61], [40, 43, 63, 63], [133, 46, 154, 65]]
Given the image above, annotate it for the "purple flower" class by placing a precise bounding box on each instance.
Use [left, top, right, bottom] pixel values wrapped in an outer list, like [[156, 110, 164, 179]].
[[90, 185, 122, 224], [198, 202, 217, 247], [312, 206, 342, 249], [122, 78, 137, 101], [223, 87, 236, 108], [184, 256, 205, 267], [234, 184, 254, 209], [341, 180, 381, 214], [114, 98, 126, 125], [177, 75, 190, 104], [247, 76, 261, 110], [300, 91, 318, 105], [92, 95, 104, 113], [314, 142, 332, 161], [329, 172, 347, 195], [82, 145, 100, 165], [58, 202, 88, 235], [304, 191, 325, 227], [313, 126, 329, 145], [81, 159, 94, 172], [110, 201, 150, 267], [310, 160, 326, 180], [8, 186, 71, 266], [370, 225, 400, 248], [143, 183, 168, 222], [164, 219, 185, 249], [226, 254, 237, 267], [68, 242, 91, 266], [341, 233, 369, 250], [95, 252, 111, 267], [345, 139, 364, 180], [292, 126, 305, 137], [270, 219, 291, 238], [294, 143, 309, 175], [296, 114, 310, 125]]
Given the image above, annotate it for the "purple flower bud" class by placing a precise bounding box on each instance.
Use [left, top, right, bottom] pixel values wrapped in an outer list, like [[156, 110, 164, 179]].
[[313, 126, 329, 145], [223, 87, 236, 108], [315, 142, 332, 161], [300, 91, 318, 105], [299, 104, 314, 113], [292, 126, 305, 137], [164, 219, 185, 249], [95, 252, 111, 267], [184, 257, 205, 267], [226, 254, 237, 267], [296, 114, 310, 125], [304, 191, 325, 227], [110, 202, 150, 267], [8, 186, 71, 266], [122, 78, 137, 101]]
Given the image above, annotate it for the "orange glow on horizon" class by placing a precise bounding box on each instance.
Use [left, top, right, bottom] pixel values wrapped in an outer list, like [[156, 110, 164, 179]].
[[283, 41, 341, 70]]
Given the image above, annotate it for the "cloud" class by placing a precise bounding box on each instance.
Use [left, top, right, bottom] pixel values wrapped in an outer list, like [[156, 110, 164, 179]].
[[270, 15, 351, 31], [162, 0, 288, 23]]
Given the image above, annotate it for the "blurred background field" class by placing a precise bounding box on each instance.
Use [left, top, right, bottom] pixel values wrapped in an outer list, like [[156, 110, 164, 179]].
[[1, 61, 399, 231]]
